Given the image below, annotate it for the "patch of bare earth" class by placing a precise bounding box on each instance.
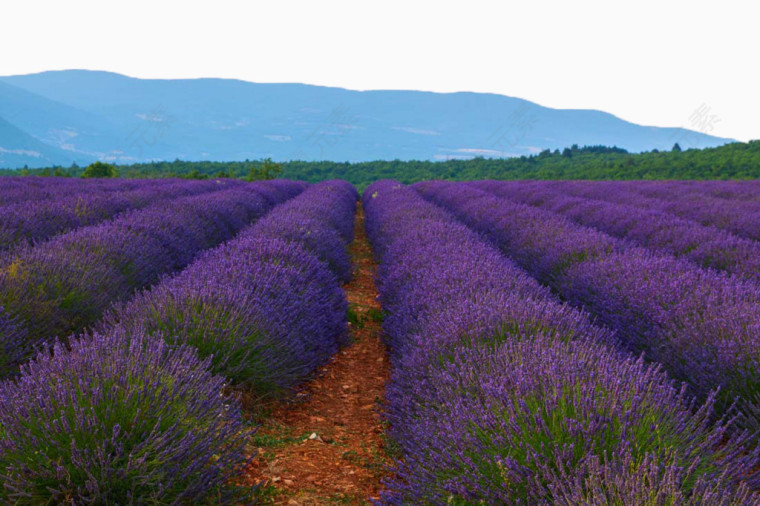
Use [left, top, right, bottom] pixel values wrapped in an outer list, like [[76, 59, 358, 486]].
[[242, 203, 390, 504]]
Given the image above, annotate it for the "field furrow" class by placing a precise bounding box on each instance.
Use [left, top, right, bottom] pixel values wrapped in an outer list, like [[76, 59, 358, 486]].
[[243, 202, 391, 504]]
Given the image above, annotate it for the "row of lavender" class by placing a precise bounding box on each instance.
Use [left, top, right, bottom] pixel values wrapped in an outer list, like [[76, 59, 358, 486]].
[[552, 180, 760, 203], [0, 178, 240, 250], [0, 177, 163, 205], [104, 180, 357, 392], [415, 181, 760, 431], [364, 180, 757, 504], [0, 181, 357, 503], [471, 180, 760, 283], [618, 180, 760, 203], [541, 180, 760, 241], [0, 180, 306, 376]]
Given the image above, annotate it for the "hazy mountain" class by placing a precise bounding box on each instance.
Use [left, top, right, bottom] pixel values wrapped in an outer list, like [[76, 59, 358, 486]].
[[0, 70, 732, 168], [0, 114, 94, 168], [0, 80, 122, 161]]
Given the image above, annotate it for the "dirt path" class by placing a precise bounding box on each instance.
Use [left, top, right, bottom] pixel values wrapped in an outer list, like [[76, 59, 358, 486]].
[[243, 203, 390, 504]]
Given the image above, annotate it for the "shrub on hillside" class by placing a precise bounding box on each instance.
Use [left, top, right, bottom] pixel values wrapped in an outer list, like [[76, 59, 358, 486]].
[[81, 161, 118, 178]]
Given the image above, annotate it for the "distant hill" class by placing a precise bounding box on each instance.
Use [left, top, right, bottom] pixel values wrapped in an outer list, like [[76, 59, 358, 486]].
[[0, 70, 733, 169], [0, 115, 91, 168]]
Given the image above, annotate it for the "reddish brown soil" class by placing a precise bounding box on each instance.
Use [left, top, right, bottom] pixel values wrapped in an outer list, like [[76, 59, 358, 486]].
[[242, 204, 390, 504]]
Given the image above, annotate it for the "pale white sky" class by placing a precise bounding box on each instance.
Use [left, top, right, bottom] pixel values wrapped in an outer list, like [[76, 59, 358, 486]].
[[2, 0, 758, 141]]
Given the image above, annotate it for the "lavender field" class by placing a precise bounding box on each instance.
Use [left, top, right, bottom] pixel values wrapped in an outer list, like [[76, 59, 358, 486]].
[[1, 176, 760, 504]]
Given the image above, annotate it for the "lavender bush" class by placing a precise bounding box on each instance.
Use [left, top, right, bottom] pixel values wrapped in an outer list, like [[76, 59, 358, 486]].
[[0, 308, 27, 379], [473, 181, 760, 283], [364, 181, 758, 504], [103, 180, 356, 395], [415, 181, 760, 430], [389, 331, 757, 505], [0, 326, 250, 504], [0, 180, 306, 374], [0, 179, 233, 250], [679, 180, 760, 202], [549, 180, 760, 242], [0, 177, 152, 206], [251, 180, 358, 283]]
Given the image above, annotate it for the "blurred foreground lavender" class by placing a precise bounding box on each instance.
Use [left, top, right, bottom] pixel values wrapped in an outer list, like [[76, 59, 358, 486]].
[[0, 327, 250, 504]]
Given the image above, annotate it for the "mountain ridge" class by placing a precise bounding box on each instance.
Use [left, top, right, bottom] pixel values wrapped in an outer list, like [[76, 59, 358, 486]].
[[0, 69, 733, 169]]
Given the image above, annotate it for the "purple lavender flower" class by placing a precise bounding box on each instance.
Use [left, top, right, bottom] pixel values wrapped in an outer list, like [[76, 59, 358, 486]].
[[101, 180, 355, 395], [471, 180, 760, 283], [0, 181, 306, 375], [0, 326, 250, 504], [545, 180, 760, 242], [415, 181, 760, 429], [0, 176, 159, 206], [365, 180, 758, 504], [0, 307, 27, 378], [0, 179, 237, 251]]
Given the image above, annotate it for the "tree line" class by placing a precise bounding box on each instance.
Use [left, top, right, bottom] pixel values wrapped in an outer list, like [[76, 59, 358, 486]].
[[3, 141, 759, 189]]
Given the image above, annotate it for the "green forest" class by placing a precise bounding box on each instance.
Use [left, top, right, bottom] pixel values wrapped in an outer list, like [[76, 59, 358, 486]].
[[3, 141, 760, 189]]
